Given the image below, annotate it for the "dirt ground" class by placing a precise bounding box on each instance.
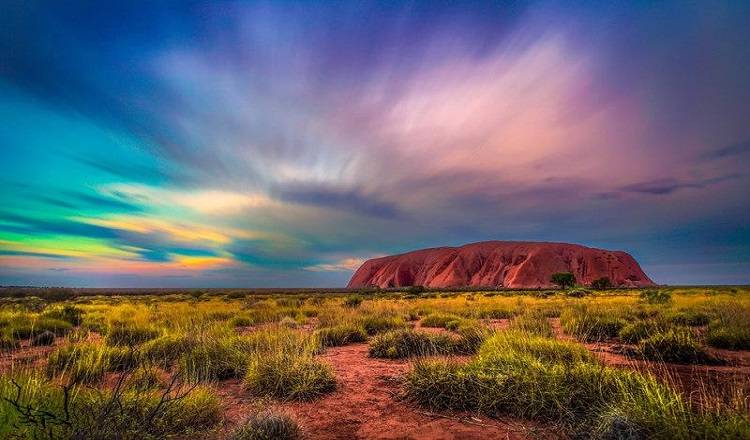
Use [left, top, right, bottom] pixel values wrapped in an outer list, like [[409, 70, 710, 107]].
[[2, 319, 749, 439]]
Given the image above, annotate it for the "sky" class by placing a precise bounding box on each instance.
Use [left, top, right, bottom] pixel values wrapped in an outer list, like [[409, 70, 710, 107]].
[[1, 1, 749, 287]]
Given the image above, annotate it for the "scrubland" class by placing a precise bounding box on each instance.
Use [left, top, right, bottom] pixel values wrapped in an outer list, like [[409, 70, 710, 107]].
[[0, 286, 748, 439]]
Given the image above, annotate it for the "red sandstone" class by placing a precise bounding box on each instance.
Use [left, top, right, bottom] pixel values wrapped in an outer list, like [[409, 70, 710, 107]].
[[348, 241, 655, 289]]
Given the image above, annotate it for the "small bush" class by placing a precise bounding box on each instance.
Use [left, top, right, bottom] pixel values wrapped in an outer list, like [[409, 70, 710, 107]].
[[359, 315, 407, 335], [31, 330, 56, 346], [106, 325, 160, 346], [705, 326, 750, 351], [232, 410, 301, 440], [565, 288, 590, 298], [508, 312, 553, 337], [10, 318, 72, 339], [561, 307, 627, 342], [47, 343, 110, 383], [244, 352, 336, 401], [368, 329, 456, 359], [619, 320, 664, 344], [42, 305, 84, 326], [638, 328, 718, 364], [141, 334, 196, 368], [640, 289, 671, 304], [344, 295, 363, 308], [453, 322, 493, 354], [0, 335, 20, 351], [668, 310, 710, 327], [591, 277, 612, 290], [231, 315, 255, 327], [179, 337, 248, 382], [315, 324, 367, 347], [551, 272, 576, 288], [421, 313, 462, 328]]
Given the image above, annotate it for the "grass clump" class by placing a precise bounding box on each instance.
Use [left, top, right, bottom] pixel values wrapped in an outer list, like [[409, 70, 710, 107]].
[[141, 334, 197, 368], [358, 315, 408, 335], [244, 351, 336, 401], [640, 289, 672, 304], [41, 304, 84, 325], [314, 324, 367, 347], [10, 318, 72, 340], [705, 304, 750, 350], [232, 410, 301, 440], [405, 330, 747, 438], [638, 328, 719, 365], [343, 294, 364, 308], [618, 320, 665, 344], [178, 335, 249, 381], [508, 312, 553, 337], [368, 329, 456, 359], [106, 324, 160, 346], [561, 306, 627, 342], [421, 313, 462, 328]]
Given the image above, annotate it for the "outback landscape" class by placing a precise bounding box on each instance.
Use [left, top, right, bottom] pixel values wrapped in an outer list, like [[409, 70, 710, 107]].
[[2, 1, 750, 439], [1, 283, 749, 439]]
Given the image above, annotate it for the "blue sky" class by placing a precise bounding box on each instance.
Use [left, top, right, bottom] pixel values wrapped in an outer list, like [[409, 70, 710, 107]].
[[1, 1, 749, 287]]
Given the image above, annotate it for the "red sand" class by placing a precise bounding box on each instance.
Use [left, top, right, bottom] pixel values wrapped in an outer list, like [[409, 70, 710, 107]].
[[348, 241, 655, 289], [220, 343, 549, 439]]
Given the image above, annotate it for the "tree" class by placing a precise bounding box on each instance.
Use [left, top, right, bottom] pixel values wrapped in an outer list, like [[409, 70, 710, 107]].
[[591, 277, 612, 290], [550, 272, 576, 289]]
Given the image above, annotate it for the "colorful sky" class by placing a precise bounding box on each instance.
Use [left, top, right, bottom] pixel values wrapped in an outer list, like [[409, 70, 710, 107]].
[[1, 1, 749, 287]]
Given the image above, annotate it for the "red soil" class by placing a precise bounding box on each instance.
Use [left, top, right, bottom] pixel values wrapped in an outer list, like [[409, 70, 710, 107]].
[[220, 343, 551, 439], [348, 241, 655, 289]]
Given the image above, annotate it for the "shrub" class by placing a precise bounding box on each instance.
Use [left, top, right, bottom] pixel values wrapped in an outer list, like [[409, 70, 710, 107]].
[[453, 322, 493, 354], [244, 351, 336, 401], [344, 295, 363, 308], [315, 324, 367, 347], [561, 307, 627, 342], [421, 313, 462, 328], [141, 334, 196, 368], [359, 315, 407, 335], [638, 328, 718, 364], [179, 337, 249, 381], [232, 411, 301, 440], [0, 374, 222, 438], [106, 325, 160, 346], [31, 330, 56, 346], [551, 272, 576, 289], [668, 310, 711, 327], [445, 320, 462, 331], [565, 288, 590, 298], [508, 312, 553, 337], [231, 315, 255, 327], [705, 327, 750, 351], [42, 305, 84, 326], [591, 277, 612, 290], [640, 289, 671, 304], [10, 318, 72, 339], [404, 331, 715, 439], [407, 285, 426, 295], [534, 290, 555, 299], [0, 334, 20, 351], [619, 320, 664, 344], [368, 329, 456, 359], [47, 343, 110, 383]]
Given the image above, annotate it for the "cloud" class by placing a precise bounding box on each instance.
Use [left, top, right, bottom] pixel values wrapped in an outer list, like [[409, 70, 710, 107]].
[[618, 174, 742, 195], [99, 184, 274, 215], [305, 257, 367, 272], [275, 184, 402, 219], [701, 141, 750, 161]]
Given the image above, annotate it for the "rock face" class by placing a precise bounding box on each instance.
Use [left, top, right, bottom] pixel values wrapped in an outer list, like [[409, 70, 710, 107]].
[[348, 241, 655, 289]]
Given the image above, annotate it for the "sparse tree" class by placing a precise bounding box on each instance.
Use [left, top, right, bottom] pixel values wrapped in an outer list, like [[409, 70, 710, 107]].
[[591, 277, 612, 290], [550, 272, 576, 289]]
